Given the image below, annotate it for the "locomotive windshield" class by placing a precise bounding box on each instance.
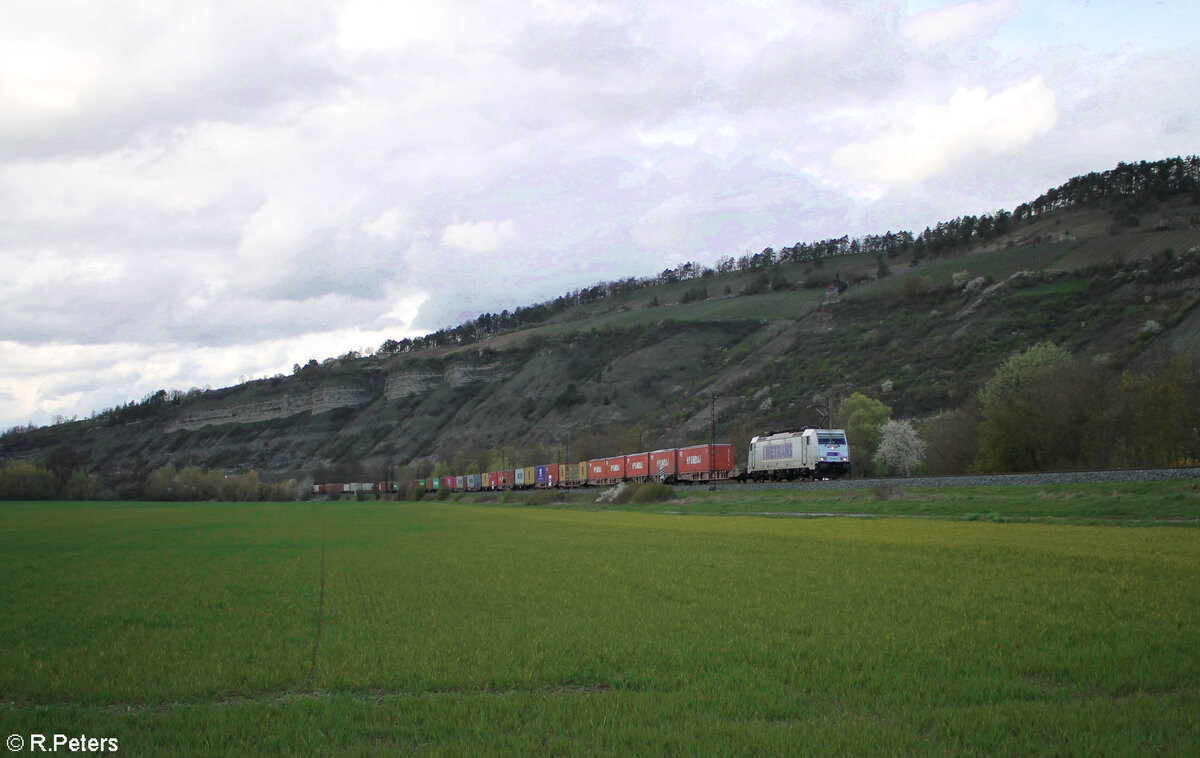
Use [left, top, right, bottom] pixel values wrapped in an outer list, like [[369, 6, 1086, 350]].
[[818, 434, 846, 445]]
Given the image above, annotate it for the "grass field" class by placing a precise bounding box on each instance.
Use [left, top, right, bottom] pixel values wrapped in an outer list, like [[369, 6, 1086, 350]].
[[2, 491, 1199, 755], [845, 241, 1081, 302], [580, 479, 1200, 524]]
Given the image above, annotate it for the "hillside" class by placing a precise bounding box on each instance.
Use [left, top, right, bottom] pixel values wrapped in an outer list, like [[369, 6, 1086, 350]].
[[3, 160, 1200, 491]]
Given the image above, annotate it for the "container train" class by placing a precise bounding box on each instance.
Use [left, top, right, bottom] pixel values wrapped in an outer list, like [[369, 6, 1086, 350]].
[[311, 427, 851, 496]]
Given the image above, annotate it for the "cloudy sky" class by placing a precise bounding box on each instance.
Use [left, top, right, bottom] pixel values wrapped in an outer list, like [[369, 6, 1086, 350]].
[[2, 0, 1197, 430]]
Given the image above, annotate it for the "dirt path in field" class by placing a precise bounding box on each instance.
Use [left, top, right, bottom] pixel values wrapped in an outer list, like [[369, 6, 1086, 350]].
[[305, 508, 327, 690]]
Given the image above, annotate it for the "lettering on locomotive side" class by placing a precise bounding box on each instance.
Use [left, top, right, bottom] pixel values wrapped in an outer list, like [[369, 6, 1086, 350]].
[[763, 442, 793, 461]]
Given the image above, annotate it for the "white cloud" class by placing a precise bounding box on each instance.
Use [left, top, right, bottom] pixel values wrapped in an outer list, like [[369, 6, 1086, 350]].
[[637, 127, 699, 149], [440, 220, 519, 253], [8, 250, 123, 291], [237, 200, 310, 262], [338, 1, 459, 54], [381, 290, 428, 326], [830, 76, 1058, 187], [630, 194, 700, 252], [0, 37, 96, 119], [903, 0, 1019, 47], [362, 208, 410, 241]]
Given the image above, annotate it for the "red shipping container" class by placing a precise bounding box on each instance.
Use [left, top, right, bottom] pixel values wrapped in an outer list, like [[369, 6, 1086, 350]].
[[605, 456, 626, 481], [625, 452, 649, 481], [501, 470, 515, 489], [649, 449, 678, 480], [588, 459, 606, 483], [488, 472, 500, 489], [677, 443, 735, 480], [545, 463, 560, 487]]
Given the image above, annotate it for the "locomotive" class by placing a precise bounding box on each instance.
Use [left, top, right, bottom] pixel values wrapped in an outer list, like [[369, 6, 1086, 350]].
[[312, 427, 851, 496], [746, 427, 851, 481]]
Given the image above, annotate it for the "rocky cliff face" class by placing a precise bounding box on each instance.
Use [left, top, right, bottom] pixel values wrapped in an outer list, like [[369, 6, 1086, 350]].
[[167, 386, 376, 431], [384, 363, 511, 400]]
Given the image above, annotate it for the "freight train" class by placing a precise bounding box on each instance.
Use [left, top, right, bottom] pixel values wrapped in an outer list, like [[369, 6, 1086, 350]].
[[311, 427, 851, 496]]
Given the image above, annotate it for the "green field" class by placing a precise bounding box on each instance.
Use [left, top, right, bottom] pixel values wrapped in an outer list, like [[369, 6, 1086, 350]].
[[2, 493, 1199, 755], [582, 479, 1200, 524]]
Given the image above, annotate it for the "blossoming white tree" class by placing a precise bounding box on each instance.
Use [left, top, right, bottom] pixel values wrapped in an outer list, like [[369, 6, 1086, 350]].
[[874, 419, 927, 477]]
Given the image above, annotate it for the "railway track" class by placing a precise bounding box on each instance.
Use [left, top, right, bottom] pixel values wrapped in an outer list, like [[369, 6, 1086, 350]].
[[706, 467, 1200, 492]]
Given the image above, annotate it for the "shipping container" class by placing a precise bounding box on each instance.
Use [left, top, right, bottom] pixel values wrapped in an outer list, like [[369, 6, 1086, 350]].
[[515, 468, 526, 487], [625, 452, 650, 482], [588, 457, 625, 485], [502, 470, 515, 489], [465, 473, 480, 491], [677, 443, 735, 480], [545, 463, 560, 487], [523, 467, 536, 489], [561, 461, 587, 485], [648, 449, 678, 482], [605, 456, 626, 482], [487, 472, 499, 489]]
